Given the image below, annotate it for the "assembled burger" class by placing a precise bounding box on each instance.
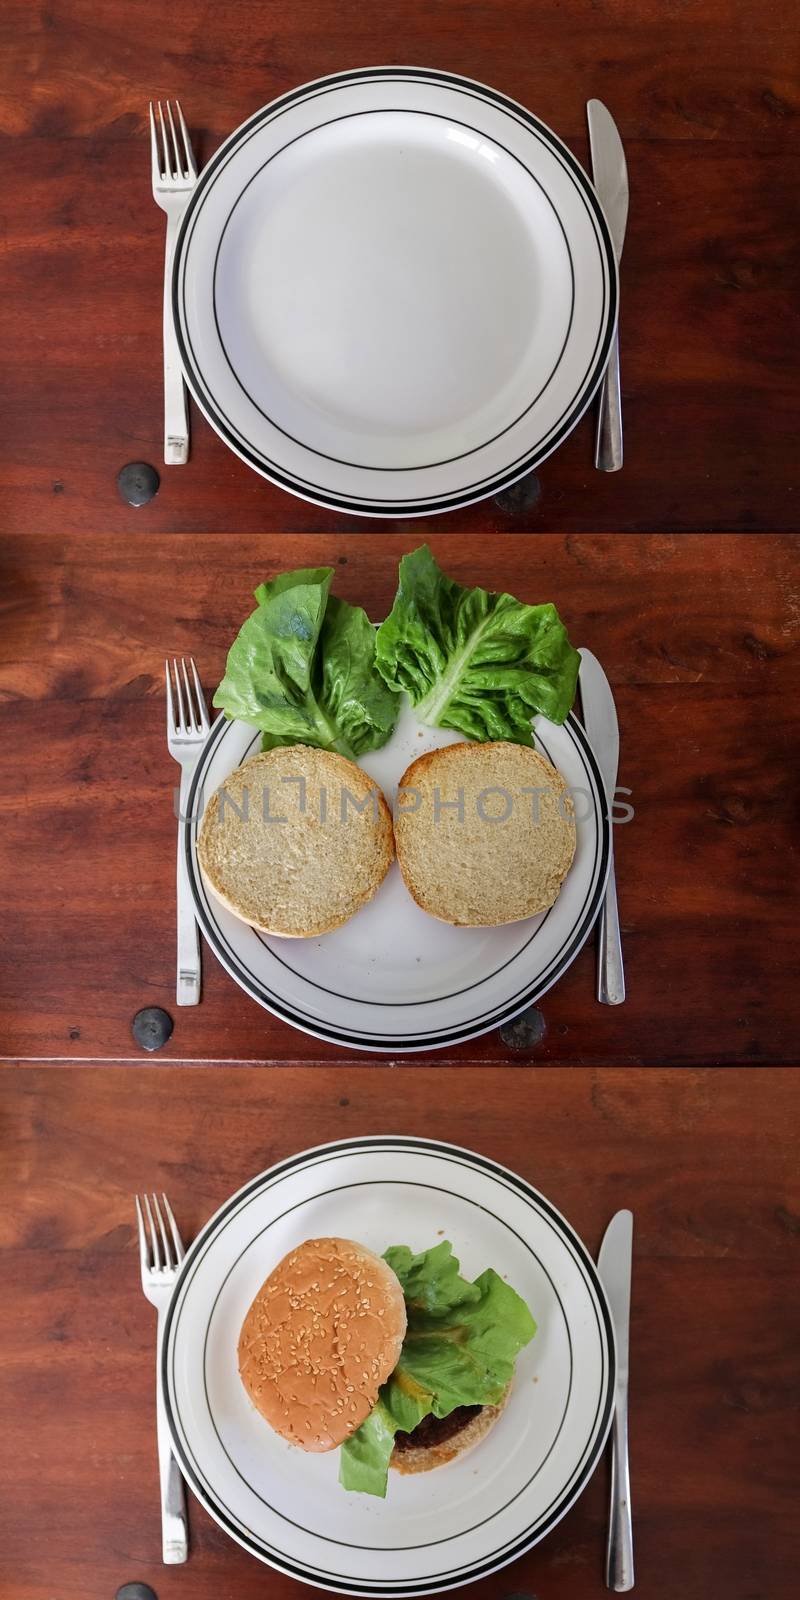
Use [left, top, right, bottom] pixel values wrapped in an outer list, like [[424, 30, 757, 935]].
[[238, 1235, 536, 1497]]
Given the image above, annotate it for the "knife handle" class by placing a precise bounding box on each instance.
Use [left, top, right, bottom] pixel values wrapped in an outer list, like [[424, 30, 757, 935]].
[[595, 332, 623, 472], [598, 845, 625, 1005], [606, 1389, 634, 1590]]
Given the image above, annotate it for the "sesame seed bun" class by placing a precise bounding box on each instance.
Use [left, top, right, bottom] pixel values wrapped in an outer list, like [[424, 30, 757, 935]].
[[238, 1238, 407, 1452]]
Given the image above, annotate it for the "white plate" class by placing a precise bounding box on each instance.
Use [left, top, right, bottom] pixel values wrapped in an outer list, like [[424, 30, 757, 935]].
[[163, 1136, 615, 1595], [173, 67, 617, 515], [184, 700, 610, 1052]]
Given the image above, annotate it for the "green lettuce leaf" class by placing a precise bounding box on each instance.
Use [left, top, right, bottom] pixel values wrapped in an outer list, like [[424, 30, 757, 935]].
[[339, 1242, 536, 1497], [213, 570, 399, 759], [312, 595, 401, 757], [337, 1398, 402, 1496], [375, 545, 580, 744], [383, 1240, 482, 1316]]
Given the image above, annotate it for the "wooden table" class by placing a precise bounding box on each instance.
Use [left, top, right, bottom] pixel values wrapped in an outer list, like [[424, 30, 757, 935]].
[[0, 0, 798, 536], [1, 4, 799, 1600], [1, 1064, 798, 1600]]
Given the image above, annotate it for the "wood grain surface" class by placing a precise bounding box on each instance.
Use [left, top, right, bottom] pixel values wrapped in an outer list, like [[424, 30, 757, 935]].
[[2, 8, 799, 1600], [1, 530, 798, 1066], [1, 1064, 798, 1600], [0, 0, 798, 535]]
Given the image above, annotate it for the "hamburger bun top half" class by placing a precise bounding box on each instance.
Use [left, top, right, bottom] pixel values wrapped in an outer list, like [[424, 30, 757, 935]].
[[238, 1237, 407, 1452]]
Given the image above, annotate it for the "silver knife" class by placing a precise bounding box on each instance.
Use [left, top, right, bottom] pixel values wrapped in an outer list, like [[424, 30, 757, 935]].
[[579, 648, 625, 1004], [587, 100, 629, 472], [598, 1209, 634, 1591]]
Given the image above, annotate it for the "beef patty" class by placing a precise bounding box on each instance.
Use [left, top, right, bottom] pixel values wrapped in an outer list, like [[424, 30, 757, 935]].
[[393, 1405, 483, 1453]]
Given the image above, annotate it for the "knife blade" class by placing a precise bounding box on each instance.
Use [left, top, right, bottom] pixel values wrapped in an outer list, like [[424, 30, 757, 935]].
[[598, 1209, 634, 1591], [579, 647, 619, 801], [579, 648, 625, 1004], [599, 1208, 632, 1378], [587, 100, 628, 472], [587, 99, 629, 262]]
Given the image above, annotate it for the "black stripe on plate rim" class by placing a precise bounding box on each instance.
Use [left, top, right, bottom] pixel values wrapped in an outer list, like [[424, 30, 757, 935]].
[[183, 713, 610, 1049], [175, 70, 611, 500], [161, 1137, 615, 1594], [172, 67, 617, 516], [162, 1140, 612, 1589], [176, 74, 607, 507], [209, 106, 576, 473], [199, 1178, 574, 1549]]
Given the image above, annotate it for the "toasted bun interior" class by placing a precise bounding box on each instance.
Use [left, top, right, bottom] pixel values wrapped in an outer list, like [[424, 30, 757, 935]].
[[197, 746, 394, 938], [238, 1238, 407, 1452], [394, 741, 576, 926]]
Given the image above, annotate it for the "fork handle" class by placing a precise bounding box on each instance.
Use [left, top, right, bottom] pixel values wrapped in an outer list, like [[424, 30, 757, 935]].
[[595, 330, 623, 472], [155, 1315, 188, 1563], [177, 767, 201, 1005], [163, 212, 190, 465]]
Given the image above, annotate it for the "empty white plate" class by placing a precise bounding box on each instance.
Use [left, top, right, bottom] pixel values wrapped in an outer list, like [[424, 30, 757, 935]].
[[173, 68, 617, 514], [183, 699, 610, 1052], [163, 1137, 615, 1594]]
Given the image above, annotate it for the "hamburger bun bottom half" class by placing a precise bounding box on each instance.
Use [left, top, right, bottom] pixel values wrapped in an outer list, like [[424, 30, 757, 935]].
[[390, 1383, 511, 1474]]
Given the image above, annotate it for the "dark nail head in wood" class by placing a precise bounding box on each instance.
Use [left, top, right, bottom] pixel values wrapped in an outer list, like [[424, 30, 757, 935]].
[[132, 1006, 173, 1052], [494, 473, 541, 516], [500, 1006, 546, 1052], [117, 462, 160, 506]]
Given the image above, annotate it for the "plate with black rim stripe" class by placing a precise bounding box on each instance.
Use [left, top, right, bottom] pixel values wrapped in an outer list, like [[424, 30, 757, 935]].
[[173, 67, 617, 516], [183, 697, 610, 1052], [163, 1136, 615, 1595]]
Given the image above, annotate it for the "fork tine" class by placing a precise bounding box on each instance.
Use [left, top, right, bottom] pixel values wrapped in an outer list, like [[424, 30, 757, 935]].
[[174, 100, 197, 180], [151, 1192, 173, 1269], [189, 657, 209, 734], [165, 658, 176, 735], [148, 101, 162, 184], [135, 1194, 151, 1272], [180, 657, 198, 733], [157, 101, 172, 179], [172, 655, 187, 732], [161, 1193, 186, 1262], [143, 1192, 161, 1269], [165, 101, 183, 178]]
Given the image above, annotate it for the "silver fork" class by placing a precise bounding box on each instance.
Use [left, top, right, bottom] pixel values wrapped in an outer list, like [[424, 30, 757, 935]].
[[166, 657, 209, 1005], [149, 100, 197, 465], [136, 1192, 189, 1564]]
